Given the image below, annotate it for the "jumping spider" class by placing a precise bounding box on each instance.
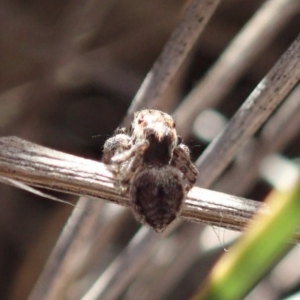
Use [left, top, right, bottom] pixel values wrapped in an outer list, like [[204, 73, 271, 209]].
[[103, 109, 198, 232]]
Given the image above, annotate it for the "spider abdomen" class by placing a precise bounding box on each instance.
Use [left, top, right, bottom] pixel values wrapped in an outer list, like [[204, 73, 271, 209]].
[[130, 165, 185, 232]]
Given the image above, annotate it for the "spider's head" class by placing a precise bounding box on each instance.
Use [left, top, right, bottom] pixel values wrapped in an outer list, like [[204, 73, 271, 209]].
[[131, 109, 178, 164]]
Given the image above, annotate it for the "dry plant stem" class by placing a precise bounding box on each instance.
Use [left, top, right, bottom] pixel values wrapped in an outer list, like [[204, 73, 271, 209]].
[[134, 225, 204, 300], [71, 208, 131, 281], [0, 136, 272, 235], [259, 85, 300, 151], [81, 227, 168, 300], [27, 198, 102, 300], [195, 32, 300, 187], [47, 204, 128, 300], [79, 220, 179, 300], [124, 0, 220, 122], [215, 84, 300, 195], [174, 0, 300, 137], [30, 200, 127, 299]]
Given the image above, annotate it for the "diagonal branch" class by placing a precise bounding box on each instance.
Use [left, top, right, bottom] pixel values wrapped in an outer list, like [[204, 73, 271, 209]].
[[124, 0, 220, 123], [195, 32, 300, 188]]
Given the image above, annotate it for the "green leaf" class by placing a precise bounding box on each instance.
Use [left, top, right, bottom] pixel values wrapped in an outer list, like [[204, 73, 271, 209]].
[[191, 183, 300, 300]]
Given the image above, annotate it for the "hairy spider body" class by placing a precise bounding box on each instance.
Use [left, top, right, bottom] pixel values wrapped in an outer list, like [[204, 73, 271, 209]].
[[130, 165, 185, 232], [103, 109, 198, 232]]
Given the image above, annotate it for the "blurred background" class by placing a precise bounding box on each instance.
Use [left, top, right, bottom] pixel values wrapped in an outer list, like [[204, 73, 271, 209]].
[[0, 0, 300, 299]]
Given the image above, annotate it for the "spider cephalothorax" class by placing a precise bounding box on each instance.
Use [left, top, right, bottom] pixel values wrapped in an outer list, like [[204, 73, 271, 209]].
[[103, 109, 198, 232], [130, 110, 178, 165]]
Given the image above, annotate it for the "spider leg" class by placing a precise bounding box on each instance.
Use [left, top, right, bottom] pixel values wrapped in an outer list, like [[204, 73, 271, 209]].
[[111, 140, 149, 164], [121, 153, 143, 184], [171, 144, 198, 192], [103, 129, 149, 195], [103, 129, 131, 164], [116, 153, 144, 195]]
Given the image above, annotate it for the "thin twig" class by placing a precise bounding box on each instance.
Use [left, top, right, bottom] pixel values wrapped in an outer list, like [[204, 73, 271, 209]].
[[27, 198, 101, 300], [81, 227, 166, 300], [215, 84, 300, 195], [195, 32, 300, 187], [124, 0, 220, 124], [131, 225, 205, 300], [173, 0, 300, 137]]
